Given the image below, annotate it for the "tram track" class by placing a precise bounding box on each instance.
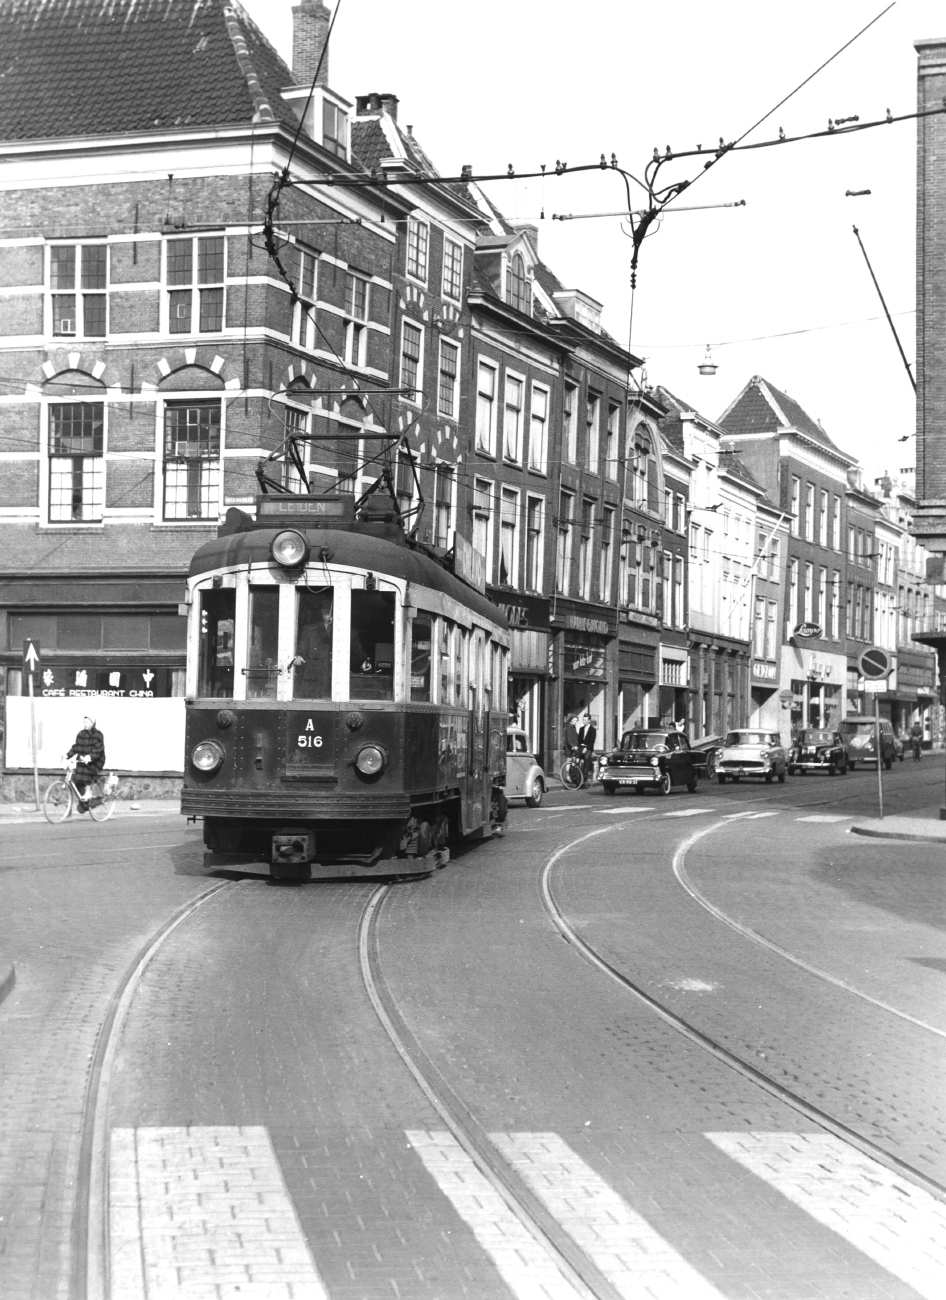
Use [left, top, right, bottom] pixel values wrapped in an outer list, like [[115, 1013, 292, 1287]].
[[539, 820, 946, 1208], [72, 878, 237, 1300]]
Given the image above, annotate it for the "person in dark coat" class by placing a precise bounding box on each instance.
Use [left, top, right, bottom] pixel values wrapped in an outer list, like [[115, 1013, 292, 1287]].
[[66, 715, 106, 811]]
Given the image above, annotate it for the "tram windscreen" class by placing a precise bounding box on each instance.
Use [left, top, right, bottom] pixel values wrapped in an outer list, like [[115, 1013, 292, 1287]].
[[350, 590, 395, 701], [198, 589, 235, 697], [247, 587, 279, 699], [294, 589, 334, 699], [410, 618, 432, 702]]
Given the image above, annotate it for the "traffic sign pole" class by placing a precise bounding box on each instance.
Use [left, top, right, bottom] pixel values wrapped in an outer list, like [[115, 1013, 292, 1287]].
[[875, 693, 883, 821], [22, 639, 42, 811]]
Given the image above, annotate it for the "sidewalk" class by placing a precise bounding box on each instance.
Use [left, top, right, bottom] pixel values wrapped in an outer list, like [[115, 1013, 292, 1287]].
[[851, 802, 946, 843], [0, 797, 182, 826]]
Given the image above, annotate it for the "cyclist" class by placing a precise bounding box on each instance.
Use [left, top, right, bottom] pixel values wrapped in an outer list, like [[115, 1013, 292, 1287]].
[[66, 715, 106, 813], [910, 720, 923, 762], [577, 710, 597, 784]]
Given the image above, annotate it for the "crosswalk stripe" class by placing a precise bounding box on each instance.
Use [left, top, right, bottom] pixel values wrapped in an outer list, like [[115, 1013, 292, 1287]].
[[406, 1130, 584, 1299], [705, 1132, 946, 1300], [663, 808, 713, 817], [598, 806, 655, 814], [490, 1132, 726, 1299], [795, 814, 852, 822], [109, 1126, 329, 1300]]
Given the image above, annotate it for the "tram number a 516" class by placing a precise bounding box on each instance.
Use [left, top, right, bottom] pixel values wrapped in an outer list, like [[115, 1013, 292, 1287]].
[[286, 714, 335, 769]]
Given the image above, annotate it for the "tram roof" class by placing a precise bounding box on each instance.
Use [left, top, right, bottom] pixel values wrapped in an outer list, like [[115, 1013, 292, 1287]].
[[188, 527, 508, 629]]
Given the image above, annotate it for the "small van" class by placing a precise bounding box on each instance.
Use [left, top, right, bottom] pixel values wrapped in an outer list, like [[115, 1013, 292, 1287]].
[[838, 716, 896, 770]]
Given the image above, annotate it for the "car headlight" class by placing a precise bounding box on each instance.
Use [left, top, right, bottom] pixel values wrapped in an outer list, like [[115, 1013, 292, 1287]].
[[650, 756, 661, 768], [271, 529, 309, 568], [758, 749, 770, 759], [192, 739, 225, 771], [355, 744, 386, 775]]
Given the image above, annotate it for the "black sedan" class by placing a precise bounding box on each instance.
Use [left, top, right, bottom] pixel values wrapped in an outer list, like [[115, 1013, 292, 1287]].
[[598, 728, 699, 796], [788, 728, 848, 776]]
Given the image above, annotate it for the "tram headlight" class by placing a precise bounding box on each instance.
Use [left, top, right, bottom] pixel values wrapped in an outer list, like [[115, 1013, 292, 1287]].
[[354, 744, 386, 775], [192, 739, 225, 772], [271, 529, 309, 568]]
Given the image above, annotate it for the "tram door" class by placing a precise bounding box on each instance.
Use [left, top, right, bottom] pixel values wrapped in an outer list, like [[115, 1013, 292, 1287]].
[[467, 630, 491, 831]]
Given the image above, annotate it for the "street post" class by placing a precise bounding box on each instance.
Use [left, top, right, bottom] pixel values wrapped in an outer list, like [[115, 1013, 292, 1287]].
[[858, 647, 893, 821], [23, 638, 41, 810]]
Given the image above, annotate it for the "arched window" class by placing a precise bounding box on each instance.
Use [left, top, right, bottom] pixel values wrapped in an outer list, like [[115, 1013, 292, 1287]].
[[506, 253, 529, 314], [630, 427, 657, 511]]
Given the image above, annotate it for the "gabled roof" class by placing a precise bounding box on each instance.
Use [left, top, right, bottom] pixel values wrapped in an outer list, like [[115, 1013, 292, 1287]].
[[717, 374, 850, 458], [653, 384, 769, 497], [0, 0, 296, 141]]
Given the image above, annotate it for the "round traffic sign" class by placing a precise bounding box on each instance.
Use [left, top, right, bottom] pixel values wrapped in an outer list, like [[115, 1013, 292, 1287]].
[[858, 646, 893, 680]]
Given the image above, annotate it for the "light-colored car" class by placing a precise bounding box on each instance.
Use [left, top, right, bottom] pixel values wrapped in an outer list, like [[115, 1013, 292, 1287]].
[[505, 727, 545, 807], [716, 729, 787, 784]]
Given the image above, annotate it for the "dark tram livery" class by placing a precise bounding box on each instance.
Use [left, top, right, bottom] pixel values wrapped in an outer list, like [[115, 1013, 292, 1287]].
[[182, 493, 509, 879]]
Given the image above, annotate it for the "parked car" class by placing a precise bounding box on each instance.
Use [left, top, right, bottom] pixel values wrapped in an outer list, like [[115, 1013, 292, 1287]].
[[838, 716, 896, 770], [599, 728, 699, 796], [789, 728, 848, 775], [716, 729, 788, 784], [505, 727, 545, 807], [691, 734, 725, 779]]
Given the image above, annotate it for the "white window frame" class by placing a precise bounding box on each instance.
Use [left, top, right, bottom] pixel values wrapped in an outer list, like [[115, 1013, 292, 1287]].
[[605, 403, 620, 480], [291, 248, 318, 351], [499, 486, 520, 586], [472, 478, 494, 578], [790, 475, 800, 536], [586, 392, 600, 474], [577, 498, 595, 599], [165, 234, 226, 336], [475, 359, 498, 456], [344, 272, 369, 368], [525, 494, 544, 592], [503, 372, 524, 463], [161, 398, 223, 522], [399, 319, 424, 405], [528, 383, 549, 473], [432, 462, 454, 549], [442, 237, 463, 301], [805, 482, 815, 542], [438, 339, 460, 419], [564, 383, 578, 465], [406, 216, 429, 284], [281, 404, 310, 492], [599, 506, 614, 602], [48, 242, 109, 340], [46, 400, 106, 524], [556, 490, 574, 594]]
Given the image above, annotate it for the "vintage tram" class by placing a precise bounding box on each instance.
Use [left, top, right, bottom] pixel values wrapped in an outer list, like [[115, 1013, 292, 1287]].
[[181, 492, 509, 879]]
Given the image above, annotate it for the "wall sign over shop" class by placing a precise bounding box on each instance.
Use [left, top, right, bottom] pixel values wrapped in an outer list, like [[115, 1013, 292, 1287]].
[[35, 667, 174, 698]]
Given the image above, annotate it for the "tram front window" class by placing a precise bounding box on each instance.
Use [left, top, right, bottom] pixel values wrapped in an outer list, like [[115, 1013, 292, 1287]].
[[350, 590, 395, 701], [294, 589, 334, 699], [198, 589, 235, 697], [247, 586, 279, 699]]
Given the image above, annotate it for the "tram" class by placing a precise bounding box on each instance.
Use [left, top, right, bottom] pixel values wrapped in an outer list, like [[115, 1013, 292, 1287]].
[[181, 490, 510, 879]]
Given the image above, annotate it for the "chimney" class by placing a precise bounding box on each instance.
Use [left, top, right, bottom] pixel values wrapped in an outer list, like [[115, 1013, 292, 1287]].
[[292, 0, 331, 87], [354, 92, 399, 120]]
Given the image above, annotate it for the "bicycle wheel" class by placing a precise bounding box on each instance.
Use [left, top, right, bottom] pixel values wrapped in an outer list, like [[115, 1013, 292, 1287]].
[[88, 786, 116, 821], [43, 780, 72, 824], [560, 758, 583, 790]]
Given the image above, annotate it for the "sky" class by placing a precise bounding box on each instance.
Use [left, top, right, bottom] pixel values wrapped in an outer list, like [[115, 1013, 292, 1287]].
[[240, 0, 944, 489]]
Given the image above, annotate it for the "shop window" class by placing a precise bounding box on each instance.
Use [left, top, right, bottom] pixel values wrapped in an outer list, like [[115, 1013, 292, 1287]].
[[57, 614, 102, 650], [350, 590, 395, 700], [198, 589, 235, 697], [410, 617, 432, 702], [246, 587, 279, 698], [102, 616, 150, 649], [293, 589, 334, 700]]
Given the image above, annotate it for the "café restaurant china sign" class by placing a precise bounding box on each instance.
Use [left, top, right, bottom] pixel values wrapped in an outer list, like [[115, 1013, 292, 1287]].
[[793, 622, 823, 640]]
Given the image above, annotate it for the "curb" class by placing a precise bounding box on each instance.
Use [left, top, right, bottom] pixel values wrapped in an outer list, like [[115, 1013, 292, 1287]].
[[0, 962, 16, 1007], [850, 824, 946, 844]]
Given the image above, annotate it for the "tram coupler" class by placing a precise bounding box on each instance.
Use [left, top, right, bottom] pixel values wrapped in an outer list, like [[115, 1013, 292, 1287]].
[[270, 829, 315, 881]]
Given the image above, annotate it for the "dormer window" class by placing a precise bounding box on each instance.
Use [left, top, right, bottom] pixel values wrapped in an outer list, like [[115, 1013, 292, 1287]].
[[323, 99, 347, 158], [506, 253, 529, 314]]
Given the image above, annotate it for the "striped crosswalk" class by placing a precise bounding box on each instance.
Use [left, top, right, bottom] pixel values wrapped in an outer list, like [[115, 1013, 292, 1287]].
[[109, 1125, 941, 1300]]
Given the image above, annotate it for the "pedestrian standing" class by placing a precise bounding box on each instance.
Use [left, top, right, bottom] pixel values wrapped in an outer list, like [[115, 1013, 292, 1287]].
[[911, 721, 923, 761], [66, 715, 106, 813]]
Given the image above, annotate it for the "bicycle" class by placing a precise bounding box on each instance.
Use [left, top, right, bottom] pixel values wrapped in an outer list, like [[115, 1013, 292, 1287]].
[[560, 745, 593, 790], [43, 759, 118, 824]]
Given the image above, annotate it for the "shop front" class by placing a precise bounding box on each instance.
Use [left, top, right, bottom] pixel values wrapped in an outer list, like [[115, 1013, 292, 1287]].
[[488, 590, 550, 766], [551, 600, 618, 761], [618, 620, 660, 736], [750, 657, 780, 733], [782, 644, 845, 737], [688, 634, 751, 738], [658, 642, 689, 730]]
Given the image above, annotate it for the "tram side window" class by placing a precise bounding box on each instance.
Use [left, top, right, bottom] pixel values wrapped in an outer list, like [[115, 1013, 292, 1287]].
[[350, 590, 395, 701], [439, 619, 453, 704], [491, 642, 507, 713], [410, 617, 432, 702], [198, 589, 235, 697], [293, 588, 334, 699], [247, 586, 279, 699]]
